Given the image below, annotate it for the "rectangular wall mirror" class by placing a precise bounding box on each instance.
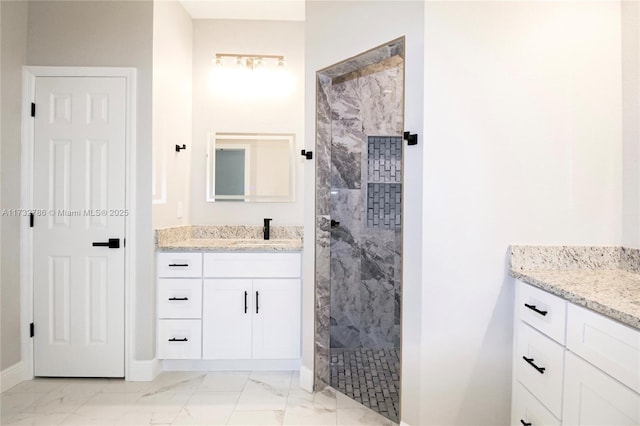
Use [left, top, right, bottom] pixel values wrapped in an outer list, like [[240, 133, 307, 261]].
[[206, 132, 295, 202]]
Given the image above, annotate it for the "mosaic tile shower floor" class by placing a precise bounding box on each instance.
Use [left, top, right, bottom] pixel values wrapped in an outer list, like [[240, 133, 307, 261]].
[[329, 348, 400, 423]]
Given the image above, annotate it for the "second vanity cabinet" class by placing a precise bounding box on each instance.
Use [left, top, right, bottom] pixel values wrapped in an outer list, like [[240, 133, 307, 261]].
[[157, 251, 301, 362], [512, 280, 640, 426]]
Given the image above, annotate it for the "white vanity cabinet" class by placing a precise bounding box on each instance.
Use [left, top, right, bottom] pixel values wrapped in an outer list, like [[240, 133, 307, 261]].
[[202, 252, 301, 361], [512, 280, 640, 426], [157, 251, 302, 365]]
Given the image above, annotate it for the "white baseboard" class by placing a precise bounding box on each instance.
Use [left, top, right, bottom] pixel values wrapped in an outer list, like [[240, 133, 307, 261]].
[[298, 365, 313, 392], [127, 358, 161, 382], [1, 361, 25, 392]]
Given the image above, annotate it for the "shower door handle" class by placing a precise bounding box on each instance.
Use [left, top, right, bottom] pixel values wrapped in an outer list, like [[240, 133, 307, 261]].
[[330, 220, 340, 228]]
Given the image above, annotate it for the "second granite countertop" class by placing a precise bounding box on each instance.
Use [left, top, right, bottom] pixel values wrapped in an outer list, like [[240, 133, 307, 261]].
[[510, 246, 640, 330]]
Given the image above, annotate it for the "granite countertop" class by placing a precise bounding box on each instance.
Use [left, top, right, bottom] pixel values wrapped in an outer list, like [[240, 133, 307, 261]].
[[157, 238, 303, 252], [155, 225, 304, 252], [510, 246, 640, 330]]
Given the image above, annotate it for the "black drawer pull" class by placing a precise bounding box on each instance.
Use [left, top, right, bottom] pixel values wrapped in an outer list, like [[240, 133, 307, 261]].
[[256, 291, 259, 314], [523, 356, 545, 374], [168, 263, 189, 267], [168, 337, 188, 342], [168, 297, 188, 301], [520, 420, 531, 426], [524, 303, 548, 316], [244, 291, 248, 314]]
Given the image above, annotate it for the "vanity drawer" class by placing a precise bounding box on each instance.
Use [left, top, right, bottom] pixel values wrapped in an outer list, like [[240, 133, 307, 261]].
[[157, 319, 202, 359], [517, 281, 566, 344], [566, 303, 640, 394], [515, 321, 565, 418], [512, 381, 561, 426], [157, 253, 202, 278], [203, 252, 301, 278], [158, 279, 202, 319]]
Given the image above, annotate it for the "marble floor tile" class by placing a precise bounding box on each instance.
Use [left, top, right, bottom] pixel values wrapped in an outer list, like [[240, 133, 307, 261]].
[[248, 371, 293, 391], [226, 409, 285, 425], [283, 406, 337, 425], [1, 371, 399, 426], [100, 379, 153, 394], [199, 371, 249, 392], [71, 391, 141, 423], [336, 408, 393, 426], [1, 393, 44, 422], [336, 391, 367, 409], [287, 388, 336, 411], [116, 405, 182, 425], [171, 391, 239, 425], [24, 389, 93, 415], [146, 372, 205, 394], [6, 379, 66, 395], [234, 382, 288, 412], [2, 412, 69, 425], [135, 388, 193, 408]]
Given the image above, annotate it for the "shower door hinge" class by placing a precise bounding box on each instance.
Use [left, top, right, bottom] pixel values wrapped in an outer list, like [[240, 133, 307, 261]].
[[30, 323, 34, 338], [30, 103, 36, 117], [403, 131, 418, 146]]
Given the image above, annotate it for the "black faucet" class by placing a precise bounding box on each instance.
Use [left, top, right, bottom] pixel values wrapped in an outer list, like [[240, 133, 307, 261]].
[[263, 218, 272, 240]]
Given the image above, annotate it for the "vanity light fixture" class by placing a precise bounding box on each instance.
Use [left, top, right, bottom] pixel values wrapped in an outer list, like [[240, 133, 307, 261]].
[[214, 53, 286, 70]]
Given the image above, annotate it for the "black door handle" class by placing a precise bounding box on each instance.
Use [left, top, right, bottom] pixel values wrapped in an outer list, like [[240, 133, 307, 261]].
[[331, 219, 340, 228], [168, 337, 188, 342], [168, 297, 188, 301], [524, 303, 548, 316], [523, 356, 545, 374], [520, 420, 532, 426], [92, 238, 120, 249], [168, 263, 189, 267], [256, 291, 259, 314]]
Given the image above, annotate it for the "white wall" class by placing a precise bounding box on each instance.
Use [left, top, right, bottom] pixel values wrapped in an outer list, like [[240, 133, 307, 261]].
[[305, 1, 424, 423], [422, 2, 623, 424], [622, 2, 640, 249], [152, 0, 193, 229], [190, 19, 305, 226], [26, 0, 156, 360], [0, 0, 28, 371]]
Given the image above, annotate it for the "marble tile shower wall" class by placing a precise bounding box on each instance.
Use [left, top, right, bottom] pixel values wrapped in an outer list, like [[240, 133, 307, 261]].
[[328, 60, 404, 352]]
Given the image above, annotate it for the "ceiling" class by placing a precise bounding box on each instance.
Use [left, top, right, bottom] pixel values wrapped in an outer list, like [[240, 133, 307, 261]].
[[177, 0, 305, 21]]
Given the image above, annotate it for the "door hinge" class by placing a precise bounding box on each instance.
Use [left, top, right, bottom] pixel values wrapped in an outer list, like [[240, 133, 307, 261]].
[[30, 103, 36, 117], [29, 213, 34, 228], [30, 323, 34, 338]]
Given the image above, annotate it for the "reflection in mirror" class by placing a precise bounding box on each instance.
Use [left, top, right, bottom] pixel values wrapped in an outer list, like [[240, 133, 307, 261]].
[[206, 133, 295, 202]]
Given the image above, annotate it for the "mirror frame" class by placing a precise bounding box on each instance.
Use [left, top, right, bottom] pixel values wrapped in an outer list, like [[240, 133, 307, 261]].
[[206, 132, 296, 203]]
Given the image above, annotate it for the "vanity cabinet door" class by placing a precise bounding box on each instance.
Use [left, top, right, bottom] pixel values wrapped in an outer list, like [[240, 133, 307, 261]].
[[563, 351, 640, 426], [252, 279, 301, 359], [202, 279, 252, 359]]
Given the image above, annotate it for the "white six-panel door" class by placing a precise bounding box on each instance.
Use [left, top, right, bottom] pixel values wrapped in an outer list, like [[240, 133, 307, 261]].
[[33, 76, 126, 377]]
